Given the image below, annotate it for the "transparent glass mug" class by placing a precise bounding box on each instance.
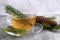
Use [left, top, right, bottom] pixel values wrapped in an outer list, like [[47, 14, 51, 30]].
[[7, 13, 36, 32]]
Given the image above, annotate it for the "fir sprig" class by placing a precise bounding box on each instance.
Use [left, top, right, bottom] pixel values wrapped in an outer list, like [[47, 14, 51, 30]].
[[42, 23, 52, 29], [49, 16, 56, 19], [4, 26, 27, 35], [5, 5, 26, 18], [54, 24, 60, 29]]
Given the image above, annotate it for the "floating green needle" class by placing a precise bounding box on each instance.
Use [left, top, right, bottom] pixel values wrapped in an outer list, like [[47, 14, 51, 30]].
[[4, 26, 27, 35], [5, 5, 26, 18]]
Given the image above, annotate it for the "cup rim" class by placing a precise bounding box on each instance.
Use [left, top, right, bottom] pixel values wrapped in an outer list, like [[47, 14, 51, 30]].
[[11, 14, 36, 19]]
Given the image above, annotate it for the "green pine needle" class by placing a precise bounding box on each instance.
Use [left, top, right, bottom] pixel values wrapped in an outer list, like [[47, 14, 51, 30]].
[[5, 5, 26, 18], [4, 26, 27, 35], [42, 23, 52, 29], [49, 16, 56, 19], [54, 24, 60, 29]]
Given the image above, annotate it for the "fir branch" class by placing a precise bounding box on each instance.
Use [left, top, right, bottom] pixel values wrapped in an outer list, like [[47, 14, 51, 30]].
[[54, 24, 60, 29], [5, 5, 26, 18], [4, 26, 27, 35]]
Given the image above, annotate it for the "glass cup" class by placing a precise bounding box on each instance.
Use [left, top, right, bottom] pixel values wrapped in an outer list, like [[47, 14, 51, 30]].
[[7, 13, 36, 32]]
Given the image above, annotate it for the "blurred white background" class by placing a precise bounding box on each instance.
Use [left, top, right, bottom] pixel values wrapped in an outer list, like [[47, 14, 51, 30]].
[[0, 0, 60, 16]]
